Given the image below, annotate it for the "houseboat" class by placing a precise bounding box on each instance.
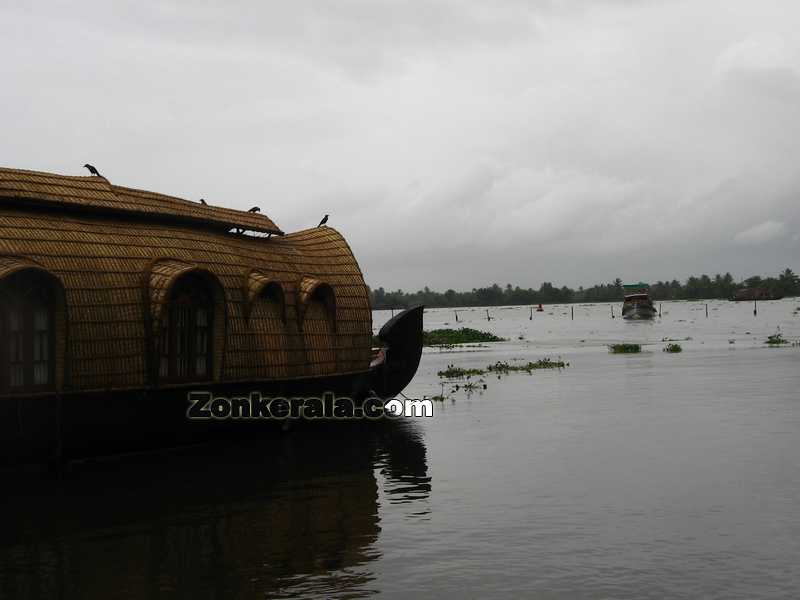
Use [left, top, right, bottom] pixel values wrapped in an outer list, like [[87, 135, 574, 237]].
[[0, 167, 423, 464], [733, 287, 782, 301], [621, 282, 657, 320]]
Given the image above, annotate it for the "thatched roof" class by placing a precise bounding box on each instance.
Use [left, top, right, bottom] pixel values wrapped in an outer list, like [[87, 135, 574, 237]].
[[0, 167, 283, 235], [0, 167, 372, 395]]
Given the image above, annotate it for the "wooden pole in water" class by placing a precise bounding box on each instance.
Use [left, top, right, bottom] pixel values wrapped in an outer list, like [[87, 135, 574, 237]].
[[391, 307, 395, 318], [754, 299, 757, 316], [529, 306, 533, 320], [611, 305, 615, 319], [659, 303, 662, 317], [571, 306, 574, 320], [454, 310, 459, 323], [486, 309, 492, 321], [705, 303, 708, 318]]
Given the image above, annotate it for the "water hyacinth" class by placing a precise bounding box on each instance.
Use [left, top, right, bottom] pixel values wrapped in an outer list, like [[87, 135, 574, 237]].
[[608, 343, 642, 354]]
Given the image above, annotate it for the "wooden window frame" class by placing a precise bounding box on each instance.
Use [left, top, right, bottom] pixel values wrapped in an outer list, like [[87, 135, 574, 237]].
[[0, 274, 56, 394], [160, 275, 214, 383]]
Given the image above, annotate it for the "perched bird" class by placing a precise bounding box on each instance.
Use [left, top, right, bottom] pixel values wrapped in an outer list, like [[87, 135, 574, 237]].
[[318, 214, 329, 227], [248, 206, 260, 213], [199, 198, 207, 205], [83, 163, 101, 177]]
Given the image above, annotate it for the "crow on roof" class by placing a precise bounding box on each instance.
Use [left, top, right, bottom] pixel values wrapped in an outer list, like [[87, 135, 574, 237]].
[[318, 214, 329, 227], [248, 206, 260, 213], [83, 163, 101, 177]]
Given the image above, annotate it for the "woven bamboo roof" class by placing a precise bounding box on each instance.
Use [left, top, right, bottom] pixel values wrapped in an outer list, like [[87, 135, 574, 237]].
[[0, 167, 283, 235], [0, 202, 372, 394]]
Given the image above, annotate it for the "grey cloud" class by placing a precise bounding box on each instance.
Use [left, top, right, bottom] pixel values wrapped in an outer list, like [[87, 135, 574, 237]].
[[1, 1, 799, 291], [734, 221, 788, 245]]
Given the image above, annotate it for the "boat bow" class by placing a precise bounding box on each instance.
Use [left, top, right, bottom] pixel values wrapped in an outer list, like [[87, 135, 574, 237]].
[[369, 305, 424, 398]]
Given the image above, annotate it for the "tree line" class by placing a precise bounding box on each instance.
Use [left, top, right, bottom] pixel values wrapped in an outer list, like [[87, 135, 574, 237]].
[[369, 268, 799, 309]]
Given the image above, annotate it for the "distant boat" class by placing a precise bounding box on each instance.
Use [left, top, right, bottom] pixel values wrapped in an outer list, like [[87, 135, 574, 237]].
[[732, 287, 782, 301], [621, 282, 657, 320]]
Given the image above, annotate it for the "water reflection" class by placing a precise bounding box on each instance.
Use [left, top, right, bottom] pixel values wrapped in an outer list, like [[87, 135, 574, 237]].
[[373, 423, 432, 510], [0, 420, 429, 599]]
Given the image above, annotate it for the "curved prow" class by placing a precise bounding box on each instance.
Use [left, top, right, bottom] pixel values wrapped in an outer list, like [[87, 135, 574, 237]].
[[370, 305, 424, 398]]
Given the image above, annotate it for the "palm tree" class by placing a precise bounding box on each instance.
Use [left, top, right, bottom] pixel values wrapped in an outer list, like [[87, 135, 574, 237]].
[[779, 268, 799, 296]]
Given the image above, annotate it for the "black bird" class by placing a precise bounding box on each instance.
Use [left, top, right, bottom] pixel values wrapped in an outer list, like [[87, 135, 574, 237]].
[[199, 198, 207, 205], [248, 206, 260, 213], [318, 214, 329, 227], [83, 163, 101, 177]]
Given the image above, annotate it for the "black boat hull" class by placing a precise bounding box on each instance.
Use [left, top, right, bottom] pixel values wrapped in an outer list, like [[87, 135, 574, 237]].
[[0, 306, 425, 466]]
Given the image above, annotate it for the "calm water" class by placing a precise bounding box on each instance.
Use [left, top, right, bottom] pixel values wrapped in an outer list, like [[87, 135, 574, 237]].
[[2, 299, 799, 599]]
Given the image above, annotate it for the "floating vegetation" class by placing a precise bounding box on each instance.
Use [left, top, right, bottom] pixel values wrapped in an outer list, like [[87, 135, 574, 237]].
[[428, 382, 454, 402], [423, 328, 505, 346], [486, 359, 568, 374], [452, 380, 488, 392], [663, 343, 683, 353], [766, 333, 789, 346], [437, 365, 486, 379], [608, 343, 642, 354], [431, 342, 490, 352], [438, 358, 567, 380], [373, 327, 503, 348]]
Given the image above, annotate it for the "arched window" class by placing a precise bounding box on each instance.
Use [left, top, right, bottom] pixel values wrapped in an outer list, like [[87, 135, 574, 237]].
[[159, 273, 214, 381], [298, 279, 337, 376], [247, 276, 289, 379], [0, 270, 56, 391]]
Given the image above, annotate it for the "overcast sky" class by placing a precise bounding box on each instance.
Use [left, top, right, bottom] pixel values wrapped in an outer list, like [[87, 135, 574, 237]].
[[1, 1, 798, 291]]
